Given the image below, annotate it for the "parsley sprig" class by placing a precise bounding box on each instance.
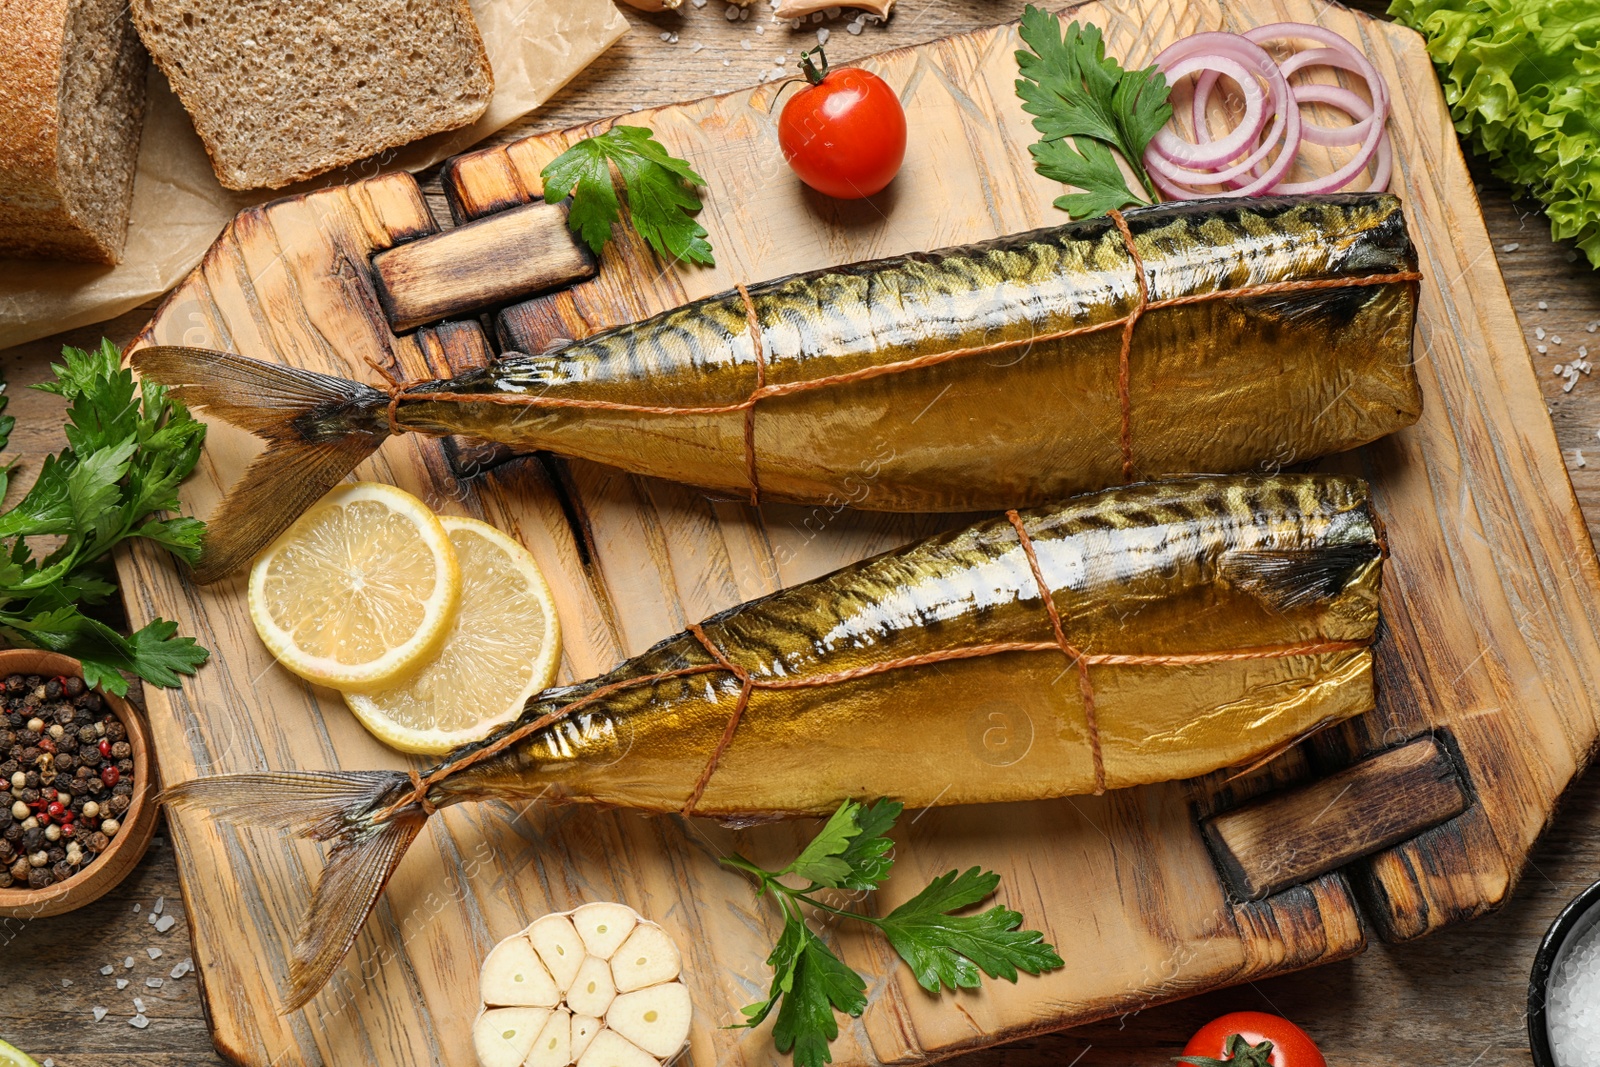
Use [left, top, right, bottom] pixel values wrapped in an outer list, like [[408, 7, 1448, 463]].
[[724, 799, 1064, 1067], [0, 340, 209, 695], [541, 126, 714, 267], [1014, 4, 1171, 218]]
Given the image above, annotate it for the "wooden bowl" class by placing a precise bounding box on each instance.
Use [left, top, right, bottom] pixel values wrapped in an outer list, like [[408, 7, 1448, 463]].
[[0, 650, 160, 918]]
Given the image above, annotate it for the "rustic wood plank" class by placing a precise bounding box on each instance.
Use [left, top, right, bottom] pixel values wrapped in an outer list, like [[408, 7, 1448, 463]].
[[371, 201, 595, 332], [1203, 737, 1470, 901]]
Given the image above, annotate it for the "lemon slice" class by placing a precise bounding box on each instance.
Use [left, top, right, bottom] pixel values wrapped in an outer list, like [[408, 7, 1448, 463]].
[[343, 517, 561, 754], [248, 482, 461, 691], [0, 1039, 42, 1067]]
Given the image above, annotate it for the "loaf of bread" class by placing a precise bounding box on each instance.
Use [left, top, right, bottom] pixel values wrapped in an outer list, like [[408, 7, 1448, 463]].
[[130, 0, 495, 191], [0, 0, 149, 264]]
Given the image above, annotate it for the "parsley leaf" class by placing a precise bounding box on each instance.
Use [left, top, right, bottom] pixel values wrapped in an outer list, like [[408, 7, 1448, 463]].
[[878, 867, 1065, 992], [771, 926, 867, 1067], [0, 340, 210, 695], [724, 800, 1062, 1067], [541, 126, 714, 267], [1015, 4, 1170, 217]]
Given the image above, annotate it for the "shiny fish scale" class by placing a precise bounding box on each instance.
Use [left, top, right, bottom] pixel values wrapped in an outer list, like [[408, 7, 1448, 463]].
[[432, 474, 1383, 816], [403, 193, 1419, 513]]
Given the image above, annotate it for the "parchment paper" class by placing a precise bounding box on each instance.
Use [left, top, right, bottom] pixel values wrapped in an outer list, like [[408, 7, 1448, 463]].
[[0, 0, 628, 350]]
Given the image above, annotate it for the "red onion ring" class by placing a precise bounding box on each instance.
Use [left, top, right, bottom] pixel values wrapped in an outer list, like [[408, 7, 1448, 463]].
[[1147, 33, 1278, 170], [1277, 49, 1385, 146], [1283, 82, 1391, 192], [1142, 22, 1392, 201], [1144, 33, 1301, 197]]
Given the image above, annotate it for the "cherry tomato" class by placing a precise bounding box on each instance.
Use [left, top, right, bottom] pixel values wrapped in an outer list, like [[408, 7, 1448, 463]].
[[778, 46, 906, 200], [1178, 1012, 1326, 1067]]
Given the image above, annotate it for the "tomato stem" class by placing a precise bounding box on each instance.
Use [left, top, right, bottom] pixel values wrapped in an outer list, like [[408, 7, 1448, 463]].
[[798, 45, 830, 85]]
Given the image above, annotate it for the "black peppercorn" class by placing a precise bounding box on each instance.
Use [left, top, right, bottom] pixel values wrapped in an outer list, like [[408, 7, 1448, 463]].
[[8, 856, 27, 881], [55, 754, 74, 774], [19, 748, 38, 766], [43, 679, 61, 700], [107, 794, 131, 816], [50, 860, 72, 883], [86, 831, 108, 853], [111, 741, 131, 760], [20, 827, 43, 852], [76, 725, 96, 745], [22, 771, 38, 789], [46, 845, 64, 864], [111, 781, 131, 797], [3, 825, 20, 844], [26, 867, 50, 889], [81, 692, 101, 713], [19, 788, 38, 805], [87, 778, 106, 796], [0, 809, 10, 832], [116, 758, 132, 774], [3, 676, 23, 694], [62, 677, 83, 698]]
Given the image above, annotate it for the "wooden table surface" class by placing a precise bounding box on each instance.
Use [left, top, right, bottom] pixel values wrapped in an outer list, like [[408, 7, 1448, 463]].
[[2, 2, 1598, 1064]]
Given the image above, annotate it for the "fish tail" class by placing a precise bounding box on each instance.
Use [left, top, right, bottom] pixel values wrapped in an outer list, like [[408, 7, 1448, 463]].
[[162, 770, 427, 1012], [129, 346, 394, 583]]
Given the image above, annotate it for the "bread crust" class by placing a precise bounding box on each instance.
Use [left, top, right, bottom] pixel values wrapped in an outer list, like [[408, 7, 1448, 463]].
[[0, 0, 147, 264], [132, 0, 495, 190]]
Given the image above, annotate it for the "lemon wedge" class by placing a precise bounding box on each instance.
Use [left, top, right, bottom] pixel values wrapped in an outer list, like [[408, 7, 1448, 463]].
[[248, 482, 461, 691], [343, 517, 561, 754]]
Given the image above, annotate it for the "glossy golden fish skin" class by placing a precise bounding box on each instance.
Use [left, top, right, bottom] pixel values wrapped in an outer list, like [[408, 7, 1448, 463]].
[[164, 472, 1385, 1006], [432, 472, 1383, 817], [132, 193, 1419, 581], [416, 192, 1420, 509]]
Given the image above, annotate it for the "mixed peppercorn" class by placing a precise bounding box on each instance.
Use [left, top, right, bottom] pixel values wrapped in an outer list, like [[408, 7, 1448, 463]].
[[0, 674, 135, 890]]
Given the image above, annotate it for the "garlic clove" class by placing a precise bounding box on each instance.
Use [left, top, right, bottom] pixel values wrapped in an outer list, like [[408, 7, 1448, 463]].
[[572, 902, 639, 960], [523, 1007, 571, 1067], [610, 924, 681, 992], [480, 936, 561, 1007], [575, 1029, 659, 1067], [606, 983, 693, 1059], [570, 1015, 603, 1061], [526, 914, 586, 992], [473, 1007, 550, 1067], [565, 954, 617, 1018]]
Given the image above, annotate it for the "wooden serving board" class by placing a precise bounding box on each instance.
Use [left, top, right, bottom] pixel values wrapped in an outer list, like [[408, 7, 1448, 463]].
[[120, 2, 1600, 1065]]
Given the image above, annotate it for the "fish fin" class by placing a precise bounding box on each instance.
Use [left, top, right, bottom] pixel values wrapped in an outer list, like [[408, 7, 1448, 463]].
[[163, 770, 425, 1012], [1219, 543, 1378, 612], [130, 347, 393, 583]]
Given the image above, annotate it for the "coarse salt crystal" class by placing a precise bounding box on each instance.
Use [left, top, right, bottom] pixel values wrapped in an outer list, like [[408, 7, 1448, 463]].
[[1503, 242, 1520, 252], [1539, 345, 1549, 354], [93, 1007, 107, 1022], [817, 27, 830, 43], [692, 0, 706, 7], [147, 912, 158, 925], [61, 978, 71, 988], [100, 965, 114, 976], [133, 997, 145, 1013], [170, 959, 192, 980], [116, 979, 128, 990], [812, 10, 823, 20], [725, 3, 741, 18], [740, 6, 748, 18], [155, 914, 177, 933], [1578, 451, 1588, 468], [690, 41, 704, 52], [123, 957, 134, 969], [152, 897, 164, 916], [129, 1015, 149, 1029], [741, 37, 752, 48], [660, 31, 672, 41], [1538, 327, 1547, 339], [147, 947, 162, 960], [132, 904, 140, 913], [1555, 336, 1564, 345], [825, 4, 841, 13], [755, 23, 765, 33], [146, 978, 164, 989], [847, 18, 863, 33], [1557, 365, 1566, 375], [1540, 301, 1549, 310]]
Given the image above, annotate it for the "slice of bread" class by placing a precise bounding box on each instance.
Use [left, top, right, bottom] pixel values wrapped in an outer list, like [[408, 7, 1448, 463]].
[[0, 0, 150, 264], [131, 0, 495, 191]]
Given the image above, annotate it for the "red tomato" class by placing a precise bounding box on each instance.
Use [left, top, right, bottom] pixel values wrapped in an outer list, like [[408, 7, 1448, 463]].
[[1178, 1012, 1326, 1067], [778, 46, 906, 200]]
